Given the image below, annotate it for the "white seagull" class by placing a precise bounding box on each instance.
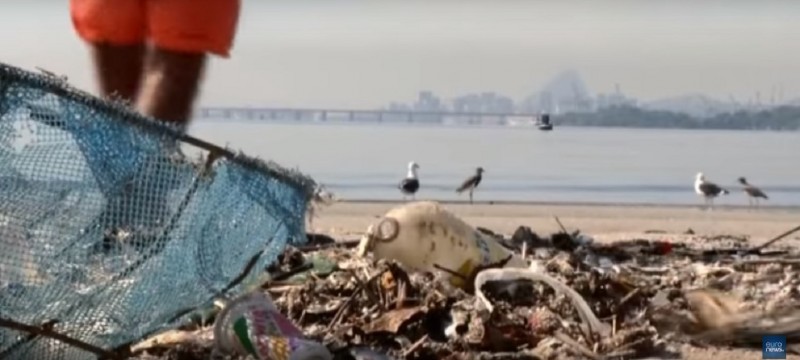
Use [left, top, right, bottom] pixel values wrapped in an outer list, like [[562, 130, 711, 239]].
[[398, 161, 420, 201], [694, 172, 729, 210]]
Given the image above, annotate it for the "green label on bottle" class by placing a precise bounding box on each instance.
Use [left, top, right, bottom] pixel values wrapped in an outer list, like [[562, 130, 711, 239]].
[[233, 317, 258, 356]]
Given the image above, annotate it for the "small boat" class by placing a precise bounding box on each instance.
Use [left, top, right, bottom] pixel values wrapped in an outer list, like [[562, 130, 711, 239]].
[[536, 113, 553, 131]]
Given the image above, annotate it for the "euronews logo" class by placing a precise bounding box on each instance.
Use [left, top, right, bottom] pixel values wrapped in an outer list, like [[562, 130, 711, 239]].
[[762, 335, 786, 359]]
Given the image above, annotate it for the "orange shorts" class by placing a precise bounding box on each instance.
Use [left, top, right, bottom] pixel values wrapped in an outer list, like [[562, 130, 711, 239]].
[[70, 0, 241, 58]]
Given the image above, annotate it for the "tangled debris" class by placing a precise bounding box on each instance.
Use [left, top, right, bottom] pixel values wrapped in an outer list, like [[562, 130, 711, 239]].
[[125, 219, 800, 360]]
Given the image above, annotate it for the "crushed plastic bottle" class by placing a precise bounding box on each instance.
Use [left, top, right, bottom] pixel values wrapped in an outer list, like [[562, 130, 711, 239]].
[[473, 267, 611, 337], [213, 291, 333, 360], [358, 201, 527, 288]]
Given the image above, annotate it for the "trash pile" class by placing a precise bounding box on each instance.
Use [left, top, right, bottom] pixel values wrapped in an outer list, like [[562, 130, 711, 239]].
[[125, 202, 800, 359]]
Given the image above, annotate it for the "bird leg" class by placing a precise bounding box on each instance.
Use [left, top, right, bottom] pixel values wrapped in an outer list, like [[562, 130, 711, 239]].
[[469, 189, 474, 204]]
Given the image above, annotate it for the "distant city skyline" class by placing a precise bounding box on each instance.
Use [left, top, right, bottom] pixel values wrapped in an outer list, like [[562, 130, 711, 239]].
[[382, 69, 796, 119], [4, 0, 800, 109]]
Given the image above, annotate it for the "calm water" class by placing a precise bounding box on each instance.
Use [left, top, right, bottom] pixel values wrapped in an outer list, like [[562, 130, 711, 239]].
[[186, 121, 800, 206]]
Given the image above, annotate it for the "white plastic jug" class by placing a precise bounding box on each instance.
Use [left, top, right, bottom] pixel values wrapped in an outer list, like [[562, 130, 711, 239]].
[[358, 201, 527, 288]]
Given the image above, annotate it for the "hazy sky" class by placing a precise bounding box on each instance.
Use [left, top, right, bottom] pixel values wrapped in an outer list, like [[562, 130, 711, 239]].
[[3, 0, 799, 108]]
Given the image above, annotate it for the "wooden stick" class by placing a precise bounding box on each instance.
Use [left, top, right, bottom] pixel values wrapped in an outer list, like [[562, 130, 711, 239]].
[[0, 317, 120, 359], [554, 330, 602, 360], [402, 334, 429, 358], [753, 224, 800, 251]]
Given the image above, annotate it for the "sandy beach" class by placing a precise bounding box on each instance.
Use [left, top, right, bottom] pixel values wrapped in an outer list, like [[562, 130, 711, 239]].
[[310, 200, 800, 246]]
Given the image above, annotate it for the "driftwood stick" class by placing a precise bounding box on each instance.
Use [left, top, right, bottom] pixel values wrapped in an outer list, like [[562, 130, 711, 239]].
[[0, 317, 120, 359], [553, 216, 570, 235], [554, 330, 602, 360], [402, 334, 429, 357], [753, 224, 800, 251]]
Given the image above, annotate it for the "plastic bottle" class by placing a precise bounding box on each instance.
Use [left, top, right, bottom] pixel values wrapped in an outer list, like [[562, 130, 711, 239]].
[[358, 201, 527, 288], [213, 291, 333, 360]]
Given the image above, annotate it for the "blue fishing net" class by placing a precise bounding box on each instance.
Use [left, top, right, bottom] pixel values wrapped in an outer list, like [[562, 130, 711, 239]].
[[0, 62, 316, 359]]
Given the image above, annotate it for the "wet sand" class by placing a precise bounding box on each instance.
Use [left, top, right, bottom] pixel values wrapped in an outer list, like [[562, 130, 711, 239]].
[[310, 200, 800, 246]]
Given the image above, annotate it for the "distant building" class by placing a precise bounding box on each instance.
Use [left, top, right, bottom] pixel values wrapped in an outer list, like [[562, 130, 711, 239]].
[[386, 102, 412, 111], [414, 91, 445, 112], [404, 91, 444, 123], [448, 92, 514, 124], [596, 92, 637, 109], [452, 92, 514, 113]]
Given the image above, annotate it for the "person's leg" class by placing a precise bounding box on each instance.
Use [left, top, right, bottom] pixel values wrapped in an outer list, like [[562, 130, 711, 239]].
[[140, 0, 241, 128], [136, 49, 207, 129], [70, 0, 147, 103], [70, 0, 153, 255], [115, 0, 241, 240], [89, 44, 145, 103]]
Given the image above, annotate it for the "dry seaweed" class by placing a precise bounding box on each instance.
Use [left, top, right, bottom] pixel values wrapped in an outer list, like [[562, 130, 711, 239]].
[[127, 223, 800, 360]]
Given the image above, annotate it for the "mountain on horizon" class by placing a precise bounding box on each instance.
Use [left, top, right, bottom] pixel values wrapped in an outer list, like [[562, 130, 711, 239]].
[[540, 70, 592, 99], [519, 70, 593, 113]]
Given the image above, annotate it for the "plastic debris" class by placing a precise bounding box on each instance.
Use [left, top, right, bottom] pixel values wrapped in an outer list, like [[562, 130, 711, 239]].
[[473, 267, 610, 337], [357, 201, 527, 288], [98, 204, 800, 359], [213, 291, 333, 360]]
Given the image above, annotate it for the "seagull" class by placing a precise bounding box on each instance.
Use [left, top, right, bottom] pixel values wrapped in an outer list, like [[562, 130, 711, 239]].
[[738, 177, 768, 208], [694, 172, 729, 210], [456, 167, 484, 204], [398, 161, 420, 200]]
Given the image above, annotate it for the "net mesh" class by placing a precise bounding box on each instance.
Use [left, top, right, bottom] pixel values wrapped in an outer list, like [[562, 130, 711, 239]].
[[0, 62, 316, 359]]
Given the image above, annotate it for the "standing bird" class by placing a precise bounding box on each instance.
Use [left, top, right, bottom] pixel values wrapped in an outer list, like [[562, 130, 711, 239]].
[[456, 167, 485, 204], [398, 161, 420, 200], [694, 172, 729, 210], [738, 177, 768, 208]]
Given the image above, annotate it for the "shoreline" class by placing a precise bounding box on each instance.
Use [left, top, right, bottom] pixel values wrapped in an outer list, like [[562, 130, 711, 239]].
[[309, 200, 800, 245], [332, 198, 800, 211]]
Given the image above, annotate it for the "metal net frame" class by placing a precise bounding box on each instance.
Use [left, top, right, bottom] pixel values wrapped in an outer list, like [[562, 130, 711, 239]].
[[0, 62, 316, 359]]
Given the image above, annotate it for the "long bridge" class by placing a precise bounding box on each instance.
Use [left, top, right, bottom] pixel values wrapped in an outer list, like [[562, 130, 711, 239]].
[[195, 107, 546, 126]]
